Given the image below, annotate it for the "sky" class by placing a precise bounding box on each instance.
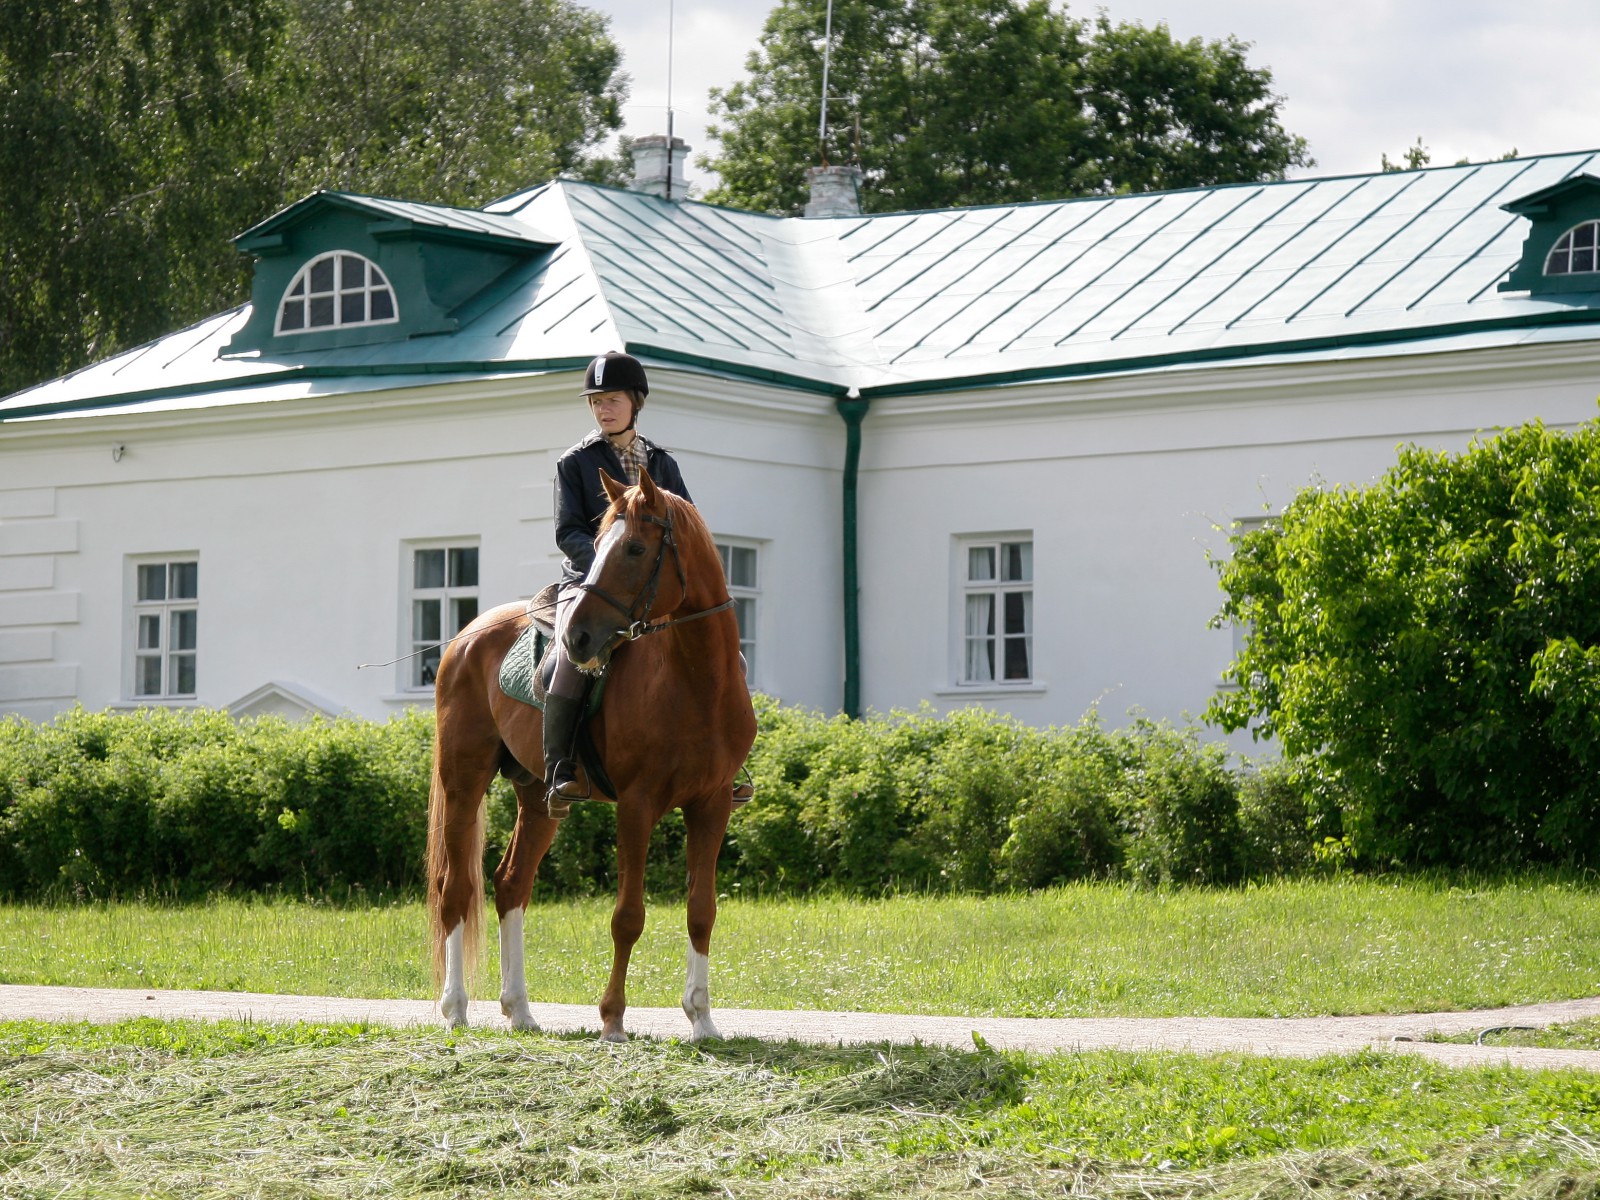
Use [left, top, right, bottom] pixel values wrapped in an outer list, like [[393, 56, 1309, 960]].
[[584, 0, 1600, 196]]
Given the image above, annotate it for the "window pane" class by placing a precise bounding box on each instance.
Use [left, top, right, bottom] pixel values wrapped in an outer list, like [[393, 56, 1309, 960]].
[[138, 564, 166, 602], [414, 549, 445, 589], [965, 593, 994, 637], [450, 596, 478, 634], [414, 598, 441, 642], [310, 257, 334, 292], [170, 562, 198, 599], [448, 547, 478, 587], [1575, 247, 1596, 274], [1002, 541, 1032, 582], [965, 637, 994, 682], [288, 277, 306, 298], [136, 656, 163, 696], [1003, 590, 1031, 635], [173, 654, 196, 695], [730, 546, 757, 589], [1549, 252, 1571, 275], [138, 614, 161, 650], [340, 255, 366, 287], [341, 292, 366, 323], [280, 299, 305, 330], [967, 546, 995, 582], [371, 288, 395, 321], [309, 295, 335, 326], [1003, 635, 1031, 681], [172, 609, 198, 651], [1577, 224, 1598, 250], [417, 646, 441, 688], [734, 596, 755, 641]]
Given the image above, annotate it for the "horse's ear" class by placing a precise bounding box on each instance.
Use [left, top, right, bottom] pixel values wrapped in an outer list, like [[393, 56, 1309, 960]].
[[600, 470, 627, 504], [637, 466, 660, 506]]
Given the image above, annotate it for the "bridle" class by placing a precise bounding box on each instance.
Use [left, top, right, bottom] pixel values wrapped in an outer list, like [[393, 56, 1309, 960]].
[[575, 503, 733, 654]]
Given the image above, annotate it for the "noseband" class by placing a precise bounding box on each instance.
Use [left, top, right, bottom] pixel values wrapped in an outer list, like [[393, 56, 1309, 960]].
[[575, 505, 733, 654]]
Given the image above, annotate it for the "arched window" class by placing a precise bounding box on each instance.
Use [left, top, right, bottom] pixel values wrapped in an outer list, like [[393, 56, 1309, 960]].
[[276, 252, 398, 334], [1545, 221, 1600, 276]]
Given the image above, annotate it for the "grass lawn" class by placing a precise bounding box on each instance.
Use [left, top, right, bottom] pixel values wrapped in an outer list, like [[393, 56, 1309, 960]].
[[2, 874, 1598, 1017], [3, 1018, 1599, 1199]]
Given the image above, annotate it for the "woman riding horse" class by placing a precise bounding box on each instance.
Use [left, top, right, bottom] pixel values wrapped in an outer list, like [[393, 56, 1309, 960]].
[[545, 351, 752, 808]]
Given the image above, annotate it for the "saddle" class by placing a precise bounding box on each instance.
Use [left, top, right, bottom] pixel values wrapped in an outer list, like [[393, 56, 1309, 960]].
[[498, 583, 617, 799]]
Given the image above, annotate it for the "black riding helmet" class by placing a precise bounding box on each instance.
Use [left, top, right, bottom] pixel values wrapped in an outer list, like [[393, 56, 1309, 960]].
[[582, 351, 649, 398]]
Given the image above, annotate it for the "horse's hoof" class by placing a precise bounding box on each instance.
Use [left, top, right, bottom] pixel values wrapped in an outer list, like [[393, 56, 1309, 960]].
[[601, 1027, 629, 1044], [439, 991, 469, 1029], [501, 998, 539, 1031], [689, 1019, 724, 1043]]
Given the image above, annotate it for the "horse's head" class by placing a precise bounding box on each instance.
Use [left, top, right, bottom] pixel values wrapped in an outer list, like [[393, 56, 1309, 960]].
[[564, 467, 693, 672]]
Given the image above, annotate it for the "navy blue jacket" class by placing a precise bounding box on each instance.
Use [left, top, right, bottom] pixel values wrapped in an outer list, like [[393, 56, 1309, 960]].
[[553, 431, 693, 584]]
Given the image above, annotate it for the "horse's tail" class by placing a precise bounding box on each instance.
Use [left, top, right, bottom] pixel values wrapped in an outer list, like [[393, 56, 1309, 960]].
[[426, 737, 485, 990]]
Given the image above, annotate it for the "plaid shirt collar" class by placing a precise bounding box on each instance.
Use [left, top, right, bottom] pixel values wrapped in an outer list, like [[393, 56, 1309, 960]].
[[605, 430, 647, 486]]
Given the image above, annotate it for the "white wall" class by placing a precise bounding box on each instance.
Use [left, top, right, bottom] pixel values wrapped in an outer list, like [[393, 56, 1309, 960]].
[[853, 341, 1600, 742], [0, 369, 848, 720]]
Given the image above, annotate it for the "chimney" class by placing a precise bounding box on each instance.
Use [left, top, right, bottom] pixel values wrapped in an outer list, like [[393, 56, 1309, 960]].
[[630, 135, 689, 200], [804, 164, 864, 218]]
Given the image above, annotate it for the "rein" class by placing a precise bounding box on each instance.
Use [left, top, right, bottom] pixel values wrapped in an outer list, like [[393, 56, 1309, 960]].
[[576, 504, 734, 652]]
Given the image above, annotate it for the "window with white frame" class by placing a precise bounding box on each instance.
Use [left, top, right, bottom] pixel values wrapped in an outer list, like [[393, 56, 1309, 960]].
[[407, 543, 479, 688], [131, 558, 198, 698], [958, 535, 1033, 684], [277, 251, 398, 334], [1225, 515, 1276, 663], [1546, 221, 1600, 276], [716, 540, 759, 679]]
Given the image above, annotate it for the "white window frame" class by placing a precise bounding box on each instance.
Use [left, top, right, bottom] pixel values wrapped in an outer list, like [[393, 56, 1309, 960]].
[[127, 555, 199, 701], [402, 540, 480, 691], [953, 533, 1034, 687], [715, 537, 761, 685], [1546, 221, 1600, 277], [276, 251, 398, 335]]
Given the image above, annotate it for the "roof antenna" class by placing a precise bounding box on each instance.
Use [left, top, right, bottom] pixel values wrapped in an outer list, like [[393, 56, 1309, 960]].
[[818, 0, 834, 167], [666, 0, 675, 199]]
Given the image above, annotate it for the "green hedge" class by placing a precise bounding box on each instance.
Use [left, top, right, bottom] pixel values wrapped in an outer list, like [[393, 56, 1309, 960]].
[[0, 701, 1337, 900]]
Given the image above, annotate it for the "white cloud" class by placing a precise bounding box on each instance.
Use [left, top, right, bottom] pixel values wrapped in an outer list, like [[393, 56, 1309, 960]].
[[584, 0, 1600, 194]]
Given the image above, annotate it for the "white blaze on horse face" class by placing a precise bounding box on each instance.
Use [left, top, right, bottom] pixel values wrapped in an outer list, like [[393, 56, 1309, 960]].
[[585, 518, 630, 587], [439, 924, 469, 1029], [498, 907, 538, 1031], [681, 945, 722, 1042]]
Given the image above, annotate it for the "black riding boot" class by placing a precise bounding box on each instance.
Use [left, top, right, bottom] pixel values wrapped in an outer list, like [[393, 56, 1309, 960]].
[[542, 691, 585, 817]]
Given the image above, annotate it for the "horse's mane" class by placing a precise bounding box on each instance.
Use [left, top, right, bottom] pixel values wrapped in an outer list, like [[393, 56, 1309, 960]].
[[600, 485, 712, 552]]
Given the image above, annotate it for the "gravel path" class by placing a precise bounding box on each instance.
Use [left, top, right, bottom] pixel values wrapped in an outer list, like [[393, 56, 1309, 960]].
[[7, 983, 1600, 1072]]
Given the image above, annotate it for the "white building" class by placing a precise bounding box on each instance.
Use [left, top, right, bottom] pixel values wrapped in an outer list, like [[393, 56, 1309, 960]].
[[3, 150, 1599, 733]]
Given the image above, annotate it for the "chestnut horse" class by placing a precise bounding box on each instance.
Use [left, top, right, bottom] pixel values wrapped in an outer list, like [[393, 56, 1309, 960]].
[[425, 468, 756, 1042]]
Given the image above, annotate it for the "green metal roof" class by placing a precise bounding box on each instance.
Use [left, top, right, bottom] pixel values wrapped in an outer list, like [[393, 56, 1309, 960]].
[[7, 149, 1600, 421]]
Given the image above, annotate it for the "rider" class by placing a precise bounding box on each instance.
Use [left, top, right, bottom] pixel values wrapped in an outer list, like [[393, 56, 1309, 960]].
[[545, 351, 691, 802]]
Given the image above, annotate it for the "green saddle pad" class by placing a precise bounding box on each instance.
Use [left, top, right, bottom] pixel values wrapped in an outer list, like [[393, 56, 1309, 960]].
[[498, 623, 548, 709], [498, 623, 607, 716]]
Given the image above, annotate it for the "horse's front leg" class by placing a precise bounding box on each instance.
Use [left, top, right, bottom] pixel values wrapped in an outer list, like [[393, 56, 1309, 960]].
[[680, 793, 733, 1041], [493, 780, 561, 1031], [599, 802, 654, 1042]]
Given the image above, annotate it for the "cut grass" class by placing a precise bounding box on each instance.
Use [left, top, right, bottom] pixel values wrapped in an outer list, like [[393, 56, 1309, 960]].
[[3, 875, 1599, 1017], [2, 1019, 1599, 1199]]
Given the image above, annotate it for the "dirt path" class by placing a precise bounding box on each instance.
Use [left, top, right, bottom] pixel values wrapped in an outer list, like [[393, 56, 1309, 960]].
[[7, 984, 1600, 1072]]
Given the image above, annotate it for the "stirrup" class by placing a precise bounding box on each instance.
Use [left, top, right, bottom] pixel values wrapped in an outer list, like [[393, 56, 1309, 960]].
[[732, 771, 755, 809]]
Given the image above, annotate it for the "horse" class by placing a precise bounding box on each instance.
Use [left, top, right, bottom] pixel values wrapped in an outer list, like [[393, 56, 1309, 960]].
[[425, 467, 757, 1042]]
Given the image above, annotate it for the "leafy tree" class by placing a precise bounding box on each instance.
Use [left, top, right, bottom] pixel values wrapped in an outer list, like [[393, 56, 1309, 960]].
[[1208, 420, 1600, 869], [0, 0, 625, 398], [703, 0, 1311, 214]]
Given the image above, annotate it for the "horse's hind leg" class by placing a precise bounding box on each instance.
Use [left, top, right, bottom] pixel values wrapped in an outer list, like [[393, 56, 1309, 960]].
[[680, 795, 733, 1042], [492, 780, 561, 1031], [429, 749, 499, 1030]]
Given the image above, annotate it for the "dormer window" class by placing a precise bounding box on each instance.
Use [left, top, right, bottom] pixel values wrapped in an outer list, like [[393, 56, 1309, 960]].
[[1545, 222, 1599, 276], [276, 252, 397, 334]]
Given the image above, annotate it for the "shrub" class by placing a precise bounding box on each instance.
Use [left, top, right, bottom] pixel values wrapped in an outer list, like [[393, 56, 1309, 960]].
[[1211, 418, 1600, 869], [1114, 720, 1242, 885]]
